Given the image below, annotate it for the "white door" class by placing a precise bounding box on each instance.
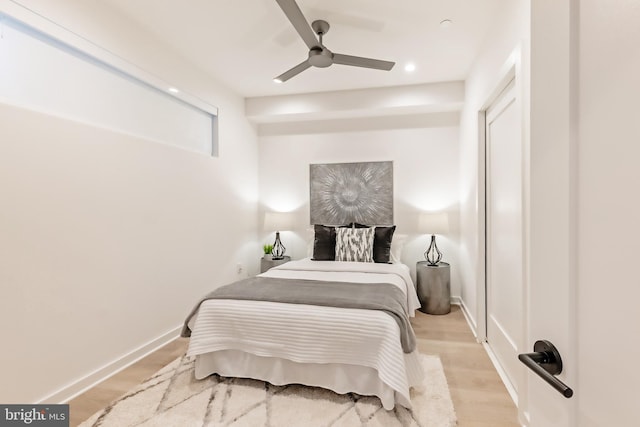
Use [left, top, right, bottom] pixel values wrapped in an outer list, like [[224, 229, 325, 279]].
[[575, 1, 640, 424], [485, 77, 524, 400], [526, 1, 640, 426]]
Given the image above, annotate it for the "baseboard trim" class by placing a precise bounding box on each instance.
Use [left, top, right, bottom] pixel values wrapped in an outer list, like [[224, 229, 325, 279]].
[[39, 325, 182, 404], [451, 297, 479, 340], [482, 341, 519, 406]]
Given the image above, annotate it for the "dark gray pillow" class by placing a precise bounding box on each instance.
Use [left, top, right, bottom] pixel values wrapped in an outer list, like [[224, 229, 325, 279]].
[[348, 223, 396, 263], [312, 224, 336, 260], [373, 225, 396, 263]]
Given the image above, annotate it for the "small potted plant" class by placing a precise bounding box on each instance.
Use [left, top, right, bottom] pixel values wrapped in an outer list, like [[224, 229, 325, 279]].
[[263, 244, 274, 260]]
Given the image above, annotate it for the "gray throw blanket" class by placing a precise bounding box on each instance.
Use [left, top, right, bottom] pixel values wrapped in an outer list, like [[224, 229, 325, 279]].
[[181, 276, 416, 353]]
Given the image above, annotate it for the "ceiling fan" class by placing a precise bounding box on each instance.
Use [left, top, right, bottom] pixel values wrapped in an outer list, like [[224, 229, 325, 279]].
[[273, 0, 395, 83]]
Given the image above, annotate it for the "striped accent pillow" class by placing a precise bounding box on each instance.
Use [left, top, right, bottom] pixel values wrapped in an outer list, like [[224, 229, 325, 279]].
[[335, 227, 375, 262]]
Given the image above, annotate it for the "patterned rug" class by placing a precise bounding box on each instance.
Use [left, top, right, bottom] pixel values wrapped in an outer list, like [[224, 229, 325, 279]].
[[79, 354, 456, 427]]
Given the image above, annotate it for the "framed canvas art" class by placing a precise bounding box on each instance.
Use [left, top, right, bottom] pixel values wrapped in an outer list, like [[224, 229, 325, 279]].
[[309, 161, 393, 225]]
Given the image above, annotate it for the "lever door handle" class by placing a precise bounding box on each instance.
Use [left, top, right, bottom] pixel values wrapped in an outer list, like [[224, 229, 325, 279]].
[[518, 340, 574, 398]]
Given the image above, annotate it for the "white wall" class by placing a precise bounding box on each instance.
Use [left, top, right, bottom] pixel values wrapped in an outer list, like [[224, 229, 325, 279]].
[[458, 0, 530, 330], [0, 0, 259, 403], [258, 118, 461, 292]]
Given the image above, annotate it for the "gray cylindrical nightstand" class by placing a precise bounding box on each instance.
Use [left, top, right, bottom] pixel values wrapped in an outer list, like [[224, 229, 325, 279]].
[[260, 255, 291, 273], [416, 261, 451, 315]]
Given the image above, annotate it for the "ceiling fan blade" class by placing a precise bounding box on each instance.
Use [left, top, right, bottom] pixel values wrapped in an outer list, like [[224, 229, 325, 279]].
[[274, 60, 312, 82], [275, 0, 318, 49], [332, 53, 395, 71]]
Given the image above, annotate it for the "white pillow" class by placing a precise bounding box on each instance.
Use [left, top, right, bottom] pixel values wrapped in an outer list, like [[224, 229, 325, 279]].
[[390, 233, 407, 263]]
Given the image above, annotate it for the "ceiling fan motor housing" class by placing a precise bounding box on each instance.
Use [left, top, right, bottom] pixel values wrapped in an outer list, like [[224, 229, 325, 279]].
[[308, 47, 333, 68]]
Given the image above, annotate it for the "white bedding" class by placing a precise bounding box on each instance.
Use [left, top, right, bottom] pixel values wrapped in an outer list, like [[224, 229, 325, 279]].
[[186, 258, 424, 409]]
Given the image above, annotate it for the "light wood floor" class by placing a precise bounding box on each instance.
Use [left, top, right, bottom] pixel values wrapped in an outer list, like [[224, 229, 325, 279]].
[[413, 305, 520, 426], [68, 305, 519, 426]]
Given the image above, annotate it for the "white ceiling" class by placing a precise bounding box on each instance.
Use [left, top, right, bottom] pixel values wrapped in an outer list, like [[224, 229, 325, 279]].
[[103, 0, 506, 98]]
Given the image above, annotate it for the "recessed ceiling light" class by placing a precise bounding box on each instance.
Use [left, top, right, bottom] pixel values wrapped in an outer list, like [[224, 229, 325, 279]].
[[168, 87, 179, 93], [404, 63, 416, 72], [273, 78, 283, 84], [440, 19, 452, 28]]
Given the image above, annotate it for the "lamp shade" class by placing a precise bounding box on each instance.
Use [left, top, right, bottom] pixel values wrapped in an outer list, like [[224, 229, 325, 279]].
[[419, 212, 450, 235], [264, 212, 294, 232]]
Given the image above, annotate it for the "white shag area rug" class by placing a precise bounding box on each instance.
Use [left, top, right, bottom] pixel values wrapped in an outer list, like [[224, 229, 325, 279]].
[[79, 354, 457, 427]]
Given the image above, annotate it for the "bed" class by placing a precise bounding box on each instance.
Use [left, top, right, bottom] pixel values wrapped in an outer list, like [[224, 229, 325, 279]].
[[182, 226, 423, 410]]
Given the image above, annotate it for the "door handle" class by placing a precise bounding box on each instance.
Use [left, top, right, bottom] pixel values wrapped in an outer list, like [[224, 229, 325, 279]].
[[518, 340, 574, 398]]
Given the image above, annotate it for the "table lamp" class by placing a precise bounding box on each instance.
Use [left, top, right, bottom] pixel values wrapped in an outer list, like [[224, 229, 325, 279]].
[[419, 212, 450, 266], [264, 212, 294, 260]]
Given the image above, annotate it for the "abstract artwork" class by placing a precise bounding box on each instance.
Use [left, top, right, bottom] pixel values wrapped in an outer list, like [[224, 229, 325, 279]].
[[310, 161, 393, 225]]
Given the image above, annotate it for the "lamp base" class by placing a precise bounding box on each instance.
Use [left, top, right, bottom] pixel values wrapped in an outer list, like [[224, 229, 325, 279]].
[[424, 234, 442, 265], [272, 231, 286, 260]]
